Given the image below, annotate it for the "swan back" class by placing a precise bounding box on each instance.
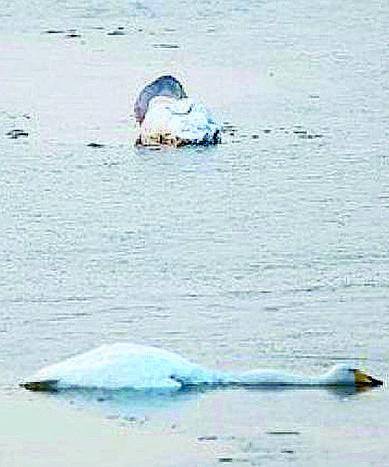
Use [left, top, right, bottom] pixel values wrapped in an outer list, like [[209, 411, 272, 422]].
[[25, 343, 213, 390], [139, 96, 221, 146]]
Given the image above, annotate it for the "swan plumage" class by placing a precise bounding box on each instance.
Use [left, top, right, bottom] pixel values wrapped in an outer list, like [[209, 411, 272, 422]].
[[134, 75, 221, 147], [21, 343, 383, 391]]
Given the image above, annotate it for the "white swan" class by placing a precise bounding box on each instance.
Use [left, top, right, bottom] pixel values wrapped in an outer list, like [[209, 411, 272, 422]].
[[21, 343, 382, 391], [134, 75, 221, 147]]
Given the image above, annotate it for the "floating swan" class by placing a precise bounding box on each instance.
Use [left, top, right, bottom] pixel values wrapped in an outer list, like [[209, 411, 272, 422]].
[[134, 75, 221, 147], [21, 343, 383, 391]]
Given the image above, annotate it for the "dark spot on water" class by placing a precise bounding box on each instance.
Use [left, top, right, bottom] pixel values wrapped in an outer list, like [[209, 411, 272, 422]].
[[198, 435, 218, 441], [222, 123, 237, 135], [44, 29, 65, 34], [267, 431, 300, 436], [66, 33, 81, 38], [292, 129, 323, 139], [298, 133, 323, 139], [281, 449, 295, 454], [218, 458, 234, 463], [107, 30, 126, 36], [263, 129, 271, 133], [97, 397, 106, 402], [7, 129, 28, 139], [87, 142, 105, 148], [251, 134, 259, 139], [153, 43, 179, 49]]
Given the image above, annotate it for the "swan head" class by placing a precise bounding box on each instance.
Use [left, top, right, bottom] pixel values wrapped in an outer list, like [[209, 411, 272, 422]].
[[134, 75, 187, 124], [322, 364, 383, 387]]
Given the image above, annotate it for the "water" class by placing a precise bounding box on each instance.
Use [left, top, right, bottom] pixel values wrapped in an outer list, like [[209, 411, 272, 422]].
[[1, 0, 388, 464]]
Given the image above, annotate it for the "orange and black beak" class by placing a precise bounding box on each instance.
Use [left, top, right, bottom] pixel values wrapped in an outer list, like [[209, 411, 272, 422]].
[[353, 369, 383, 387]]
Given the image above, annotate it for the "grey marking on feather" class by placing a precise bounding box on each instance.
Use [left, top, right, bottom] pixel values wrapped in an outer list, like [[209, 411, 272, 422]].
[[171, 103, 194, 115]]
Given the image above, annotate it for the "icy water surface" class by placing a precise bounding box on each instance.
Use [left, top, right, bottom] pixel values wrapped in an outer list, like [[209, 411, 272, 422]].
[[1, 0, 388, 464]]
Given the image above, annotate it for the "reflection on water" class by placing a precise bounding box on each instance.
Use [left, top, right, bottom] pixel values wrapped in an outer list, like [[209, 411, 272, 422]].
[[51, 386, 203, 419], [35, 382, 380, 427], [34, 382, 387, 465]]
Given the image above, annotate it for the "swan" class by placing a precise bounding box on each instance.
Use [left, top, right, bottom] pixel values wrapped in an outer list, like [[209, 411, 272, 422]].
[[20, 343, 383, 391], [134, 75, 221, 147]]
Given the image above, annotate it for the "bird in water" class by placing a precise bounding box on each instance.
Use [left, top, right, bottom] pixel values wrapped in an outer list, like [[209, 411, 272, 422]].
[[134, 75, 221, 147], [20, 343, 383, 391]]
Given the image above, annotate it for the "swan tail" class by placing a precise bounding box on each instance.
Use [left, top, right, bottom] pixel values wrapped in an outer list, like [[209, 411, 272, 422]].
[[20, 380, 59, 392]]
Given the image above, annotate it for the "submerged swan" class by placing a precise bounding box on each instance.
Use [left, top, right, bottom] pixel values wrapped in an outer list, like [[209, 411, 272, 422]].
[[21, 344, 383, 391], [134, 75, 221, 147]]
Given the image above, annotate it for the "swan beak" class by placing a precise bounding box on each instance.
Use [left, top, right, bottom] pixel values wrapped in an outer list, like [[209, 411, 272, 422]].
[[354, 369, 383, 387]]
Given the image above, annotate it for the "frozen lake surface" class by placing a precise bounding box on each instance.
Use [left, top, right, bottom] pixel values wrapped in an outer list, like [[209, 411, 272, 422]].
[[1, 0, 388, 464]]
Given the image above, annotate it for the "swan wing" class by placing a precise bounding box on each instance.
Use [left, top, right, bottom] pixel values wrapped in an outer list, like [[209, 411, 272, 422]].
[[26, 344, 199, 389], [139, 97, 220, 146]]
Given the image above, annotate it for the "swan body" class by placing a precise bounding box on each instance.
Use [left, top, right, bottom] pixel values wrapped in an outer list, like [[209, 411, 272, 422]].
[[134, 76, 221, 147], [138, 96, 221, 147], [21, 343, 382, 391]]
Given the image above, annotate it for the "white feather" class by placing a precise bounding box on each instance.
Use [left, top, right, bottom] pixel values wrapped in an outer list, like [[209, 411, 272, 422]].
[[139, 97, 221, 146]]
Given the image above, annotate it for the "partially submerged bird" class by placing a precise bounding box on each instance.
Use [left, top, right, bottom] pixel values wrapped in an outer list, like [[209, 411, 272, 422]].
[[21, 343, 383, 391], [134, 75, 221, 147]]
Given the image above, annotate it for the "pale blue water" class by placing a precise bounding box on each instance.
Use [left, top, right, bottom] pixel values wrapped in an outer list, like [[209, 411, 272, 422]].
[[1, 0, 388, 464]]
